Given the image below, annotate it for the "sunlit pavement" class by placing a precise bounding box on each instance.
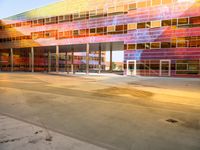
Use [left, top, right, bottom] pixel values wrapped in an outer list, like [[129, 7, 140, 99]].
[[0, 114, 107, 150], [0, 72, 200, 150]]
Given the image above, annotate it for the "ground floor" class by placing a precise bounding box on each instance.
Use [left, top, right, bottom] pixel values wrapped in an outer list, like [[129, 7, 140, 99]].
[[126, 59, 200, 77], [0, 44, 200, 78], [0, 73, 199, 150]]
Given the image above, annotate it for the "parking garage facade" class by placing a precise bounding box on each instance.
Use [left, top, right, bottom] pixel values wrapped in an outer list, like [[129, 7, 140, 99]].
[[0, 0, 200, 77]]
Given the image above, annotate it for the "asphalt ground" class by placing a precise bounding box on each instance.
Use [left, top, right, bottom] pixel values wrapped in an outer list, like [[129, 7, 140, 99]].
[[0, 73, 199, 150]]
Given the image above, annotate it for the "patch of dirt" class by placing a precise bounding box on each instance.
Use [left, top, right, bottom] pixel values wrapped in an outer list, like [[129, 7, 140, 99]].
[[166, 119, 179, 124], [28, 138, 42, 144], [0, 138, 22, 144], [128, 82, 159, 88], [0, 88, 7, 94], [183, 120, 200, 130], [94, 87, 153, 98]]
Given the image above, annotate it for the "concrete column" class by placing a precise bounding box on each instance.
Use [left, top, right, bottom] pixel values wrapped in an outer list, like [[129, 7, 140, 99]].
[[56, 45, 59, 73], [0, 51, 1, 71], [65, 52, 69, 74], [98, 43, 102, 74], [48, 50, 51, 72], [71, 47, 74, 74], [110, 43, 113, 72], [10, 48, 13, 72], [86, 43, 90, 75], [31, 47, 34, 72]]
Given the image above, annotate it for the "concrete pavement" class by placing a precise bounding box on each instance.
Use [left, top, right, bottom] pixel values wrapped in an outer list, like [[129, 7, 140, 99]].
[[0, 73, 199, 150], [0, 114, 107, 150]]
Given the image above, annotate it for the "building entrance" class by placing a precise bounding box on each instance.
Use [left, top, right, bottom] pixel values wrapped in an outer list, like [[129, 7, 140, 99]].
[[160, 60, 171, 77], [126, 60, 136, 76]]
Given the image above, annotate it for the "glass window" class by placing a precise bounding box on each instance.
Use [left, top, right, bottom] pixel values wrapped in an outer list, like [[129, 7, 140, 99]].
[[38, 19, 44, 25], [177, 40, 188, 47], [137, 43, 146, 49], [116, 5, 125, 13], [107, 26, 115, 32], [197, 40, 200, 47], [80, 12, 87, 19], [188, 64, 199, 70], [73, 30, 79, 36], [108, 7, 115, 14], [172, 19, 177, 26], [171, 39, 177, 48], [66, 31, 72, 37], [73, 13, 80, 20], [97, 9, 104, 17], [151, 42, 160, 49], [59, 16, 64, 21], [51, 17, 58, 23], [128, 44, 136, 50], [58, 32, 64, 39], [90, 28, 96, 34], [137, 22, 146, 29], [128, 23, 137, 30], [65, 15, 72, 21], [145, 43, 150, 49], [162, 0, 172, 4], [190, 16, 200, 24], [89, 10, 96, 17], [178, 18, 188, 25], [137, 1, 147, 8], [129, 3, 137, 10], [176, 63, 187, 70], [45, 32, 51, 38], [152, 0, 161, 6], [97, 27, 104, 33], [80, 29, 86, 36], [189, 39, 197, 47], [151, 20, 161, 28], [146, 22, 151, 28], [124, 44, 127, 50], [162, 20, 171, 26], [33, 20, 38, 26], [116, 25, 124, 32], [161, 42, 171, 48]]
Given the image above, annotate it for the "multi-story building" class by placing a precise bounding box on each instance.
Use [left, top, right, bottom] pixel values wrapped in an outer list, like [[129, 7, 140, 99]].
[[0, 0, 200, 77]]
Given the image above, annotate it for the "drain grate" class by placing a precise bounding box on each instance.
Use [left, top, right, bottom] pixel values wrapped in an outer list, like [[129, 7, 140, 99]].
[[166, 119, 178, 124]]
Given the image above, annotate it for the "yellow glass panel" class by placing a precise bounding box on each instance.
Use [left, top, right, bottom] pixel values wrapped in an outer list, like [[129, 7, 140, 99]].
[[116, 5, 124, 13], [151, 42, 160, 49], [137, 1, 147, 8], [128, 23, 137, 30], [107, 26, 115, 32], [151, 20, 161, 28], [128, 44, 136, 50], [108, 7, 115, 14], [152, 0, 161, 6], [129, 3, 137, 10], [162, 0, 172, 4]]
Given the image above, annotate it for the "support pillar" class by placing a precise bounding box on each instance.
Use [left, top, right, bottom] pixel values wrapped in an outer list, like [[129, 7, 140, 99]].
[[0, 51, 1, 72], [31, 47, 34, 72], [71, 47, 74, 74], [98, 43, 102, 74], [110, 43, 113, 72], [65, 51, 69, 74], [86, 43, 90, 75], [10, 48, 13, 72], [48, 50, 51, 72], [56, 45, 59, 73]]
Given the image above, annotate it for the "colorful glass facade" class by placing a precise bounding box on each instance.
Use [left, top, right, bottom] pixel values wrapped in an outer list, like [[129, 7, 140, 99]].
[[0, 0, 200, 77]]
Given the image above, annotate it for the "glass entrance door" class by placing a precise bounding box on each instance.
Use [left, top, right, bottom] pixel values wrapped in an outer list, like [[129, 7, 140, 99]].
[[160, 60, 171, 77], [127, 60, 136, 76]]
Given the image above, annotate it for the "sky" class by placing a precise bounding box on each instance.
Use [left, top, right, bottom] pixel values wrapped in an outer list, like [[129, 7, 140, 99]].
[[0, 0, 60, 19], [0, 0, 124, 62]]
